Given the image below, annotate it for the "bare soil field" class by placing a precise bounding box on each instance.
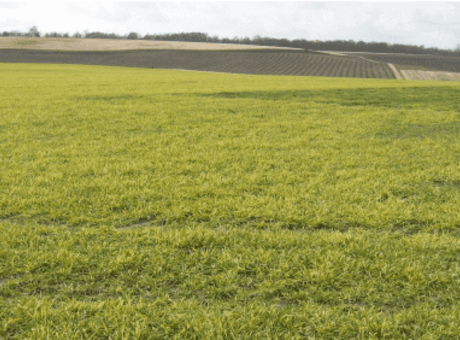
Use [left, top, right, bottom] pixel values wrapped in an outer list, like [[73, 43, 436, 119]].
[[11, 38, 458, 80], [400, 69, 460, 81], [0, 37, 302, 51], [0, 48, 395, 78], [350, 52, 460, 73], [315, 51, 460, 81]]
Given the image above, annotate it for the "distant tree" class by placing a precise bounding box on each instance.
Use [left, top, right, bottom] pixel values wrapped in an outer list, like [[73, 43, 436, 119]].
[[244, 37, 251, 44], [85, 32, 102, 39], [63, 32, 69, 38], [207, 35, 219, 43], [13, 29, 460, 56], [83, 31, 122, 39], [45, 32, 62, 38], [2, 31, 9, 37], [127, 32, 139, 40], [28, 26, 40, 38]]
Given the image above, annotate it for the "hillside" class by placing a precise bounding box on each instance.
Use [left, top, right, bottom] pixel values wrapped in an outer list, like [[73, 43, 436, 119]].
[[0, 37, 302, 52], [0, 49, 395, 78], [0, 38, 395, 79], [2, 37, 460, 81]]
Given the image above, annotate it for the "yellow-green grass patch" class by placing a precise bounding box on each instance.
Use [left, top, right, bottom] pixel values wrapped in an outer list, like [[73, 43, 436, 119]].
[[1, 63, 460, 338]]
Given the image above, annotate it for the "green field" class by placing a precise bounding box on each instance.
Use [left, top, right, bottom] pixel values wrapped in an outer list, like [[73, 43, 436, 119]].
[[1, 63, 460, 339]]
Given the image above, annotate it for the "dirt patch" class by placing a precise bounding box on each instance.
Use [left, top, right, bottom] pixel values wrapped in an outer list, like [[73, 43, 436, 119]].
[[318, 51, 347, 57], [0, 37, 302, 52], [400, 69, 460, 81], [387, 64, 403, 79]]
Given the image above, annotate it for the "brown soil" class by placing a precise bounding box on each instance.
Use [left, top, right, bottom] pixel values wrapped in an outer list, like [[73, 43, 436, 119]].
[[400, 69, 460, 81], [387, 64, 403, 79], [351, 53, 460, 73], [0, 49, 395, 79]]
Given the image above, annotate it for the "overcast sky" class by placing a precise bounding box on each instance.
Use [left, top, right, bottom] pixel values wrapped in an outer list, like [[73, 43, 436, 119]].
[[1, 1, 459, 50]]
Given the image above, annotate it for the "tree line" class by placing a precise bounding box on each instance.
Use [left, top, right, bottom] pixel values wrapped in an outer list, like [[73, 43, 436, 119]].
[[2, 27, 460, 56]]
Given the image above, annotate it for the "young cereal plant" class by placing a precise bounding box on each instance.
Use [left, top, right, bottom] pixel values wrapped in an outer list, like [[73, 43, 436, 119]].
[[1, 63, 460, 339]]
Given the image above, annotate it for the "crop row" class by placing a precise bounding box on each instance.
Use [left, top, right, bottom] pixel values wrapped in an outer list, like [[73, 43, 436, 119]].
[[352, 53, 460, 73], [0, 49, 395, 78]]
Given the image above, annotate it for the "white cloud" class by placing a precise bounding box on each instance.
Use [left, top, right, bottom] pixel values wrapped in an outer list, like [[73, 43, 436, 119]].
[[0, 1, 24, 9], [0, 2, 459, 50]]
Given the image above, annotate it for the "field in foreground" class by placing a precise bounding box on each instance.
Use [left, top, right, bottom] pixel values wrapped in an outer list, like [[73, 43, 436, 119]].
[[1, 63, 460, 339]]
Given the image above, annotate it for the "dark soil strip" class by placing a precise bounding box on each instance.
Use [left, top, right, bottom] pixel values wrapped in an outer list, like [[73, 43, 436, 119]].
[[351, 53, 460, 73], [0, 49, 395, 79]]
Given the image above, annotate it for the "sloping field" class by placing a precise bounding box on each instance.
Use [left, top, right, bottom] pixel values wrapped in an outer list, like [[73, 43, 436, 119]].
[[0, 48, 395, 78], [1, 63, 460, 338], [0, 36, 301, 51], [400, 69, 460, 81], [387, 63, 403, 79], [352, 52, 460, 73]]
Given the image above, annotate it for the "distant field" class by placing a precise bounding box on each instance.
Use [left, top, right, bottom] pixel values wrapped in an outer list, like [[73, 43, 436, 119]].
[[351, 52, 460, 73], [400, 69, 460, 81], [312, 51, 460, 81], [3, 38, 460, 81], [0, 36, 301, 51], [1, 63, 460, 338], [0, 48, 395, 78]]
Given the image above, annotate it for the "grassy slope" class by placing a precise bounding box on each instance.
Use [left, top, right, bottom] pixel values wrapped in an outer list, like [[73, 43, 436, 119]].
[[1, 63, 460, 339], [0, 37, 299, 51]]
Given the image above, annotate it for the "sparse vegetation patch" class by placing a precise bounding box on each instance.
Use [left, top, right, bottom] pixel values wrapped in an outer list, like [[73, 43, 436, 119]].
[[13, 39, 39, 46]]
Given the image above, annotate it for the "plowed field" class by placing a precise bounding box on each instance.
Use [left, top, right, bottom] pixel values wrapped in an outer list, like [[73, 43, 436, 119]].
[[0, 49, 395, 78], [352, 53, 460, 73]]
